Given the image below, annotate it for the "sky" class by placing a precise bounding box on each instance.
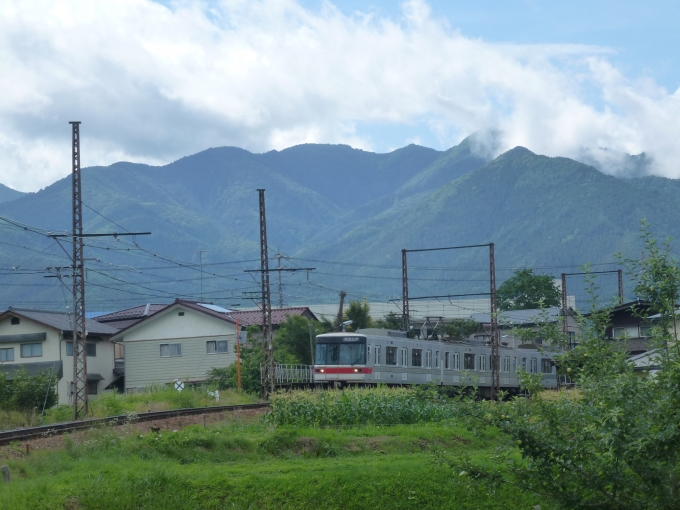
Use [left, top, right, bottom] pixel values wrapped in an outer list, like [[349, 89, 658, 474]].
[[1, 0, 679, 192]]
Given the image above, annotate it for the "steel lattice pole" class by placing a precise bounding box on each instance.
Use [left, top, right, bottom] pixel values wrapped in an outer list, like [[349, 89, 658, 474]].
[[402, 249, 410, 336], [70, 121, 88, 420], [489, 243, 499, 399], [257, 190, 274, 399]]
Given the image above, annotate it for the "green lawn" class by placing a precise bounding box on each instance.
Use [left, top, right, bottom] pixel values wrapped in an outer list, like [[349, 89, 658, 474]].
[[0, 418, 554, 510]]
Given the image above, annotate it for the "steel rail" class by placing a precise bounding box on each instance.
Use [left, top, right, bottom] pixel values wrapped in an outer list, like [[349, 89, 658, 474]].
[[0, 402, 270, 446]]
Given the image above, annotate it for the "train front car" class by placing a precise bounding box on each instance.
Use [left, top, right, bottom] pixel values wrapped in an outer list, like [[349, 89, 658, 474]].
[[313, 333, 370, 386]]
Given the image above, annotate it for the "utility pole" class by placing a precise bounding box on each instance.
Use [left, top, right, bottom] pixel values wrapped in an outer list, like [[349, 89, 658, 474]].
[[336, 291, 346, 331], [196, 250, 207, 301], [561, 273, 568, 336], [235, 319, 241, 392], [489, 243, 500, 400], [402, 249, 410, 336], [618, 269, 624, 304], [275, 251, 286, 309], [69, 121, 87, 420], [257, 190, 274, 399]]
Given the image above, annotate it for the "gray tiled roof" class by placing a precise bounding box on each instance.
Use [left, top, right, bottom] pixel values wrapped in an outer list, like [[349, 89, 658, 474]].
[[94, 303, 168, 322], [0, 360, 63, 380], [471, 307, 563, 326], [4, 308, 118, 335]]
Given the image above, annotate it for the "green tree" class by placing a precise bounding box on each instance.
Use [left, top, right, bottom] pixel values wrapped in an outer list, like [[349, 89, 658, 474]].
[[374, 311, 402, 330], [439, 318, 480, 339], [497, 268, 560, 311], [344, 299, 373, 331], [275, 315, 332, 365], [455, 225, 680, 509]]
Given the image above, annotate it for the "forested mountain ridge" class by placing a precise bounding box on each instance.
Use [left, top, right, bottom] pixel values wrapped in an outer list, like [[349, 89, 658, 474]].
[[0, 138, 676, 310]]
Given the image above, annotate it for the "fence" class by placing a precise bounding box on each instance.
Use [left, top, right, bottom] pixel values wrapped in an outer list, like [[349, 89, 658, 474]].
[[260, 363, 313, 385]]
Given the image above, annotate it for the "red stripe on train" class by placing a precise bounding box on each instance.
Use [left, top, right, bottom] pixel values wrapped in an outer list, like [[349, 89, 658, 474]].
[[315, 367, 373, 374]]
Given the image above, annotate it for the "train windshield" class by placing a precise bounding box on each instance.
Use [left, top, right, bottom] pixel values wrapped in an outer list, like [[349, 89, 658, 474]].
[[315, 336, 366, 365]]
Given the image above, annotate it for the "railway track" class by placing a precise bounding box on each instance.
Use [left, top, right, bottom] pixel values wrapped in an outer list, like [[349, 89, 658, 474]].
[[0, 402, 270, 446]]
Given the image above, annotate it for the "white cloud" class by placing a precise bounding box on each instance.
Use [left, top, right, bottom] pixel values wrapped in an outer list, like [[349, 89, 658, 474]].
[[0, 0, 679, 191]]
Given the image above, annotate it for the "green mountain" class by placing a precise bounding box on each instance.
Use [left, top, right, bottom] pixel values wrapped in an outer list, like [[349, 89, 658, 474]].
[[0, 184, 25, 204], [0, 138, 676, 312]]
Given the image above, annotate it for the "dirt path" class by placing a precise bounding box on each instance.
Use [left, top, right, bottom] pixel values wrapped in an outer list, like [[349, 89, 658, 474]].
[[0, 407, 268, 460]]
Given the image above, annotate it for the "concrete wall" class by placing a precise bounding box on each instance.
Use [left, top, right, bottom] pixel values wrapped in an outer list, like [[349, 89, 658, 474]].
[[119, 305, 237, 391]]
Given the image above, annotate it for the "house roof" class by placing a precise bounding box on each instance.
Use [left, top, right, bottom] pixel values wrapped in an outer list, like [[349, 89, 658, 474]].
[[227, 307, 318, 327], [0, 360, 63, 380], [94, 303, 168, 323], [471, 307, 564, 326], [0, 308, 118, 336]]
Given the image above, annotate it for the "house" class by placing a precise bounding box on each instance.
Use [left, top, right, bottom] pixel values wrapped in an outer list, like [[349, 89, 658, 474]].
[[227, 307, 319, 338], [470, 307, 580, 348], [109, 300, 240, 393], [0, 307, 118, 405], [603, 300, 655, 354]]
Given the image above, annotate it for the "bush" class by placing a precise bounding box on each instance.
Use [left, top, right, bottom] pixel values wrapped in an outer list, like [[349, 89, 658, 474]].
[[0, 367, 59, 412]]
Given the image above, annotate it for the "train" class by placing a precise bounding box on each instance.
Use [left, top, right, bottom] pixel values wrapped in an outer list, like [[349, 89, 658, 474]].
[[312, 328, 557, 396]]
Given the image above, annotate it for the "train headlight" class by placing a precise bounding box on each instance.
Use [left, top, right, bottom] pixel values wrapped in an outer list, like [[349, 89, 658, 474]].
[[354, 368, 358, 373], [320, 369, 325, 373]]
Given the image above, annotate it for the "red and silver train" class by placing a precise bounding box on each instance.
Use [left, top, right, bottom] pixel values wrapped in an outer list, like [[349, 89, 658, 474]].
[[313, 329, 557, 395]]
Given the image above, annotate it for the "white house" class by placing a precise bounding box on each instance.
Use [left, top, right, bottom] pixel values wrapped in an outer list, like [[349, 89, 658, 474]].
[[0, 307, 119, 405], [110, 300, 240, 393]]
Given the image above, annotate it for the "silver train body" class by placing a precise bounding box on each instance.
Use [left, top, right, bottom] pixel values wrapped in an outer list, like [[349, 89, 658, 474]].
[[313, 329, 557, 395]]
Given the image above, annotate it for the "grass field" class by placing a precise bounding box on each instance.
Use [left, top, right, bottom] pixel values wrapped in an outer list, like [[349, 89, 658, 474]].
[[0, 386, 259, 430], [0, 412, 555, 509]]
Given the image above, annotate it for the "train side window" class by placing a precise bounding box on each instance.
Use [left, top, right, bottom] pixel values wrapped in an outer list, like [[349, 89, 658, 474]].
[[541, 358, 552, 373], [444, 352, 450, 369], [367, 345, 371, 364], [503, 356, 510, 372], [401, 348, 408, 367], [463, 353, 475, 370], [435, 351, 440, 368], [521, 357, 527, 371], [386, 346, 397, 365], [479, 355, 486, 371], [412, 349, 422, 367], [530, 358, 538, 373], [424, 350, 432, 368], [453, 353, 460, 370], [375, 345, 381, 365], [512, 357, 517, 372]]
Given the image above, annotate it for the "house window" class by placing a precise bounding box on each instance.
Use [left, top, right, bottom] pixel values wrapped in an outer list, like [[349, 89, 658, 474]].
[[66, 342, 73, 356], [400, 348, 408, 367], [503, 356, 510, 373], [385, 346, 397, 365], [411, 349, 422, 367], [21, 343, 42, 358], [568, 331, 576, 347], [87, 343, 97, 357], [479, 355, 486, 371], [160, 343, 182, 357], [0, 347, 14, 362], [87, 380, 98, 395], [435, 350, 440, 368], [374, 345, 381, 365], [464, 353, 475, 370], [178, 312, 184, 316], [425, 350, 432, 368], [612, 327, 625, 339], [452, 353, 460, 370], [639, 325, 653, 338], [541, 358, 553, 374], [206, 340, 228, 354], [10, 317, 20, 325]]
